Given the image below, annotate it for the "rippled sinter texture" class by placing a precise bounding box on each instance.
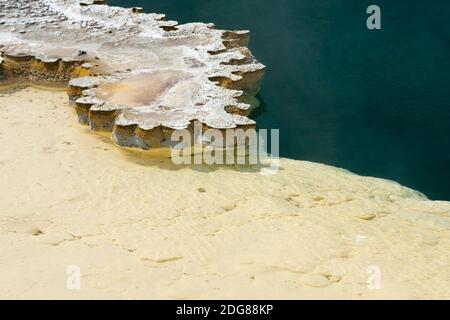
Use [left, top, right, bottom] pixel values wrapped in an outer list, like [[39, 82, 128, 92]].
[[110, 0, 450, 200], [1, 88, 449, 299]]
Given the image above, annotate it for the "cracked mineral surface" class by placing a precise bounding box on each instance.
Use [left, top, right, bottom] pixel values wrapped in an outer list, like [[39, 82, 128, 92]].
[[0, 0, 265, 150]]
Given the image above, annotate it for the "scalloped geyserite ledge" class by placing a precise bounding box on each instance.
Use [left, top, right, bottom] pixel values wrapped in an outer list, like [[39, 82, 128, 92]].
[[0, 0, 265, 150]]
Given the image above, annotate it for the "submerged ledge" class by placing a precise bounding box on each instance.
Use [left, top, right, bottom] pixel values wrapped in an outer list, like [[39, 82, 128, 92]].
[[0, 0, 265, 150]]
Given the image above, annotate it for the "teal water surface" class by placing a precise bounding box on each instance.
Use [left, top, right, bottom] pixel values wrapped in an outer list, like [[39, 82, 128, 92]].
[[110, 0, 450, 200]]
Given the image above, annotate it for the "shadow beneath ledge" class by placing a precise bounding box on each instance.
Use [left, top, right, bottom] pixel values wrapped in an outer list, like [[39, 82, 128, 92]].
[[116, 148, 283, 174]]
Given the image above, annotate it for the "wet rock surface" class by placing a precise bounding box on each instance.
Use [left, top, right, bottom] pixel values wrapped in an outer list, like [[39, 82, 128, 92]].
[[0, 0, 265, 150]]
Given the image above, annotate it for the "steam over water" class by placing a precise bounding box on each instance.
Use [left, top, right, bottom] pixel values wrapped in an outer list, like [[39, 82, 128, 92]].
[[110, 0, 450, 200]]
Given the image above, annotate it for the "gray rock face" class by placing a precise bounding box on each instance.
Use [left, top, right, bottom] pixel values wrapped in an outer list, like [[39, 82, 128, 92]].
[[0, 0, 265, 150]]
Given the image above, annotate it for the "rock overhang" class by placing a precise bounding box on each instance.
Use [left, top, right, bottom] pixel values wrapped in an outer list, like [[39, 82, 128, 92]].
[[0, 0, 265, 151]]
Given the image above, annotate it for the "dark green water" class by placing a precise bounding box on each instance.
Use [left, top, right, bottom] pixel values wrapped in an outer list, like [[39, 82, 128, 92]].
[[110, 0, 450, 200]]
